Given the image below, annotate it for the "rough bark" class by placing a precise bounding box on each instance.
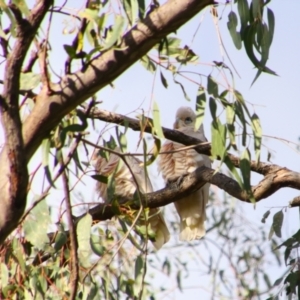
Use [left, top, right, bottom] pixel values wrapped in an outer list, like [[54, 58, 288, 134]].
[[0, 0, 214, 243], [0, 0, 53, 244]]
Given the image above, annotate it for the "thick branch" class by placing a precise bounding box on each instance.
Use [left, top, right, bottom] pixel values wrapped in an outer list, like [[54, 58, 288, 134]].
[[84, 107, 279, 176], [0, 0, 53, 244], [21, 0, 214, 161], [84, 164, 300, 223]]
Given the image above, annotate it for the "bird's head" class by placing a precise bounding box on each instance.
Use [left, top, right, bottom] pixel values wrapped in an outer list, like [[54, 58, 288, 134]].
[[173, 106, 197, 130]]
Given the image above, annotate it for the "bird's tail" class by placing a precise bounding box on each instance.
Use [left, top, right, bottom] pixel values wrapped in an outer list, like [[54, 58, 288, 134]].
[[148, 209, 170, 250], [179, 214, 206, 241]]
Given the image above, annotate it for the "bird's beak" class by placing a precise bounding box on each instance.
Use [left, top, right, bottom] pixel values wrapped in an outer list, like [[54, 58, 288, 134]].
[[173, 118, 179, 129]]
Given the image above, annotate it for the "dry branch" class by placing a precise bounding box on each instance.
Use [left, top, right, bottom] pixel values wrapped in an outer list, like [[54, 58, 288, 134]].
[[0, 0, 53, 244], [85, 163, 300, 224]]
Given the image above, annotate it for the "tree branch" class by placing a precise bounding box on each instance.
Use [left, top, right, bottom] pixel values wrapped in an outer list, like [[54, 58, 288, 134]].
[[83, 106, 278, 176], [0, 0, 53, 244], [84, 163, 300, 224], [21, 0, 214, 162], [61, 162, 79, 300]]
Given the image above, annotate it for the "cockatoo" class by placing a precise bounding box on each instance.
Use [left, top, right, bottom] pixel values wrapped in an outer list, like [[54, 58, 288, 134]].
[[93, 148, 170, 250], [158, 107, 211, 241]]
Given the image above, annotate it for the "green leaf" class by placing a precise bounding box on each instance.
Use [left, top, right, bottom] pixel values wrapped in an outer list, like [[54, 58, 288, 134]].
[[1, 263, 9, 287], [234, 101, 247, 146], [135, 255, 144, 279], [130, 0, 139, 24], [267, 8, 275, 46], [252, 0, 262, 20], [145, 137, 161, 166], [239, 148, 253, 201], [195, 86, 206, 131], [243, 24, 277, 85], [133, 255, 145, 297], [0, 2, 17, 37], [158, 37, 181, 57], [226, 104, 236, 148], [174, 78, 191, 101], [41, 138, 50, 167], [162, 259, 171, 276], [103, 15, 125, 50], [237, 0, 250, 34], [54, 229, 67, 251], [211, 119, 227, 161], [90, 234, 105, 256], [209, 97, 217, 120], [152, 102, 164, 138], [23, 200, 51, 249], [116, 127, 127, 152], [12, 238, 26, 272], [207, 76, 218, 97], [77, 213, 92, 267], [160, 71, 168, 88], [86, 283, 98, 300], [140, 55, 156, 73], [251, 113, 262, 162], [263, 273, 272, 289], [268, 224, 274, 240], [137, 0, 145, 19], [272, 210, 284, 238], [261, 210, 270, 223], [12, 0, 30, 16], [227, 11, 242, 50], [91, 174, 108, 184], [284, 247, 292, 266], [20, 73, 41, 91], [224, 156, 243, 188], [273, 276, 284, 287], [63, 44, 76, 58], [79, 8, 99, 22], [41, 138, 55, 188], [176, 270, 182, 291], [226, 104, 235, 125]]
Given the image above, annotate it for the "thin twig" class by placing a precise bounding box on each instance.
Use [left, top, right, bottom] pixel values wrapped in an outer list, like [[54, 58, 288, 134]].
[[61, 161, 79, 300]]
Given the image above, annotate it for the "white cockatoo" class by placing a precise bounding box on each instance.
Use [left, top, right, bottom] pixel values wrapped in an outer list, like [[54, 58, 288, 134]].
[[158, 107, 211, 241], [93, 148, 170, 250]]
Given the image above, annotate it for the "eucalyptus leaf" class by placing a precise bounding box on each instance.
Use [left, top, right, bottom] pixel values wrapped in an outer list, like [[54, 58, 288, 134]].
[[152, 102, 164, 138], [272, 210, 284, 238], [20, 73, 41, 91]]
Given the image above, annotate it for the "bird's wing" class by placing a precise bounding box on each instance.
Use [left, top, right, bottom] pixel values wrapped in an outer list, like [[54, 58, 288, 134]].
[[94, 150, 170, 249]]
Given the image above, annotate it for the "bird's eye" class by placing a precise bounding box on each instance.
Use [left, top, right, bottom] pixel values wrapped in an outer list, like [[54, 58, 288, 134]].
[[185, 117, 193, 124]]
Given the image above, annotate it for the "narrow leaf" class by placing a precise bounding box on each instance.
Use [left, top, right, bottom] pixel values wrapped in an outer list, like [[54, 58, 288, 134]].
[[207, 76, 218, 97], [23, 200, 51, 250], [267, 8, 275, 46], [137, 0, 145, 19], [251, 113, 262, 162], [272, 210, 284, 238], [240, 148, 254, 202], [77, 213, 93, 267], [91, 174, 108, 184], [160, 71, 168, 88], [237, 0, 250, 34], [63, 44, 76, 58], [20, 73, 41, 91], [103, 15, 125, 50], [174, 78, 191, 101], [152, 102, 165, 138], [227, 11, 242, 49], [130, 0, 139, 24], [209, 97, 217, 120], [211, 119, 227, 161], [140, 55, 156, 73], [195, 86, 206, 130]]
